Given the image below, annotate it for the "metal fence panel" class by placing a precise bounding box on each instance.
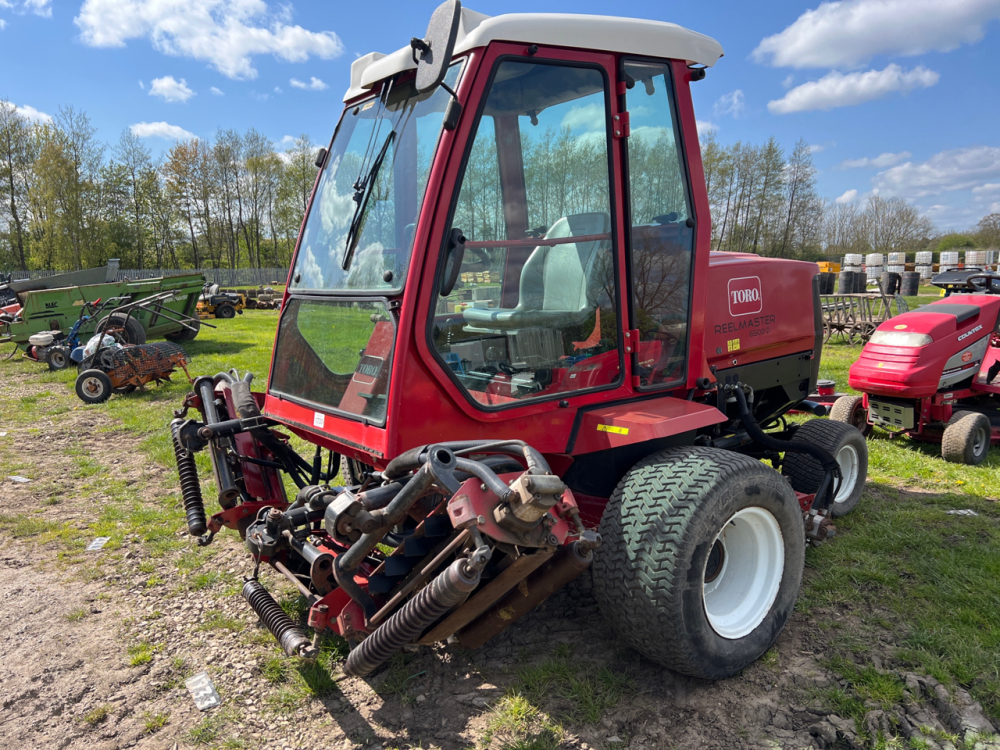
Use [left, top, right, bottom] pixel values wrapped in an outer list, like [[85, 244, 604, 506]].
[[6, 267, 290, 287]]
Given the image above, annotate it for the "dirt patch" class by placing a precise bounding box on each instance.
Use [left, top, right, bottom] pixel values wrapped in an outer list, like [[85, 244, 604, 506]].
[[1, 371, 998, 749]]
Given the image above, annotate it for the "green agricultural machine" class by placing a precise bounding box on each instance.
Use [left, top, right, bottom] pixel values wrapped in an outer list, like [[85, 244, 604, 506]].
[[0, 270, 206, 361]]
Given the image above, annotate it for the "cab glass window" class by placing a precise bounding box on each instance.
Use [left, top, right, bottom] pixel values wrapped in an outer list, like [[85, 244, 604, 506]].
[[430, 60, 620, 407], [270, 299, 394, 424], [624, 60, 694, 388]]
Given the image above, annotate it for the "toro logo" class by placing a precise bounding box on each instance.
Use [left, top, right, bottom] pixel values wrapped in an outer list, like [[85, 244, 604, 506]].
[[728, 276, 763, 316], [352, 355, 384, 385]]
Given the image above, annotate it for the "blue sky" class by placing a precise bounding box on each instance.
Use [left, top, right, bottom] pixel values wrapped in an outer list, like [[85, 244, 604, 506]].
[[2, 0, 999, 232]]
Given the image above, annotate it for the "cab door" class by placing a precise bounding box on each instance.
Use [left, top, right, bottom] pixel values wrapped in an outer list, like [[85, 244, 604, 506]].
[[403, 43, 632, 446]]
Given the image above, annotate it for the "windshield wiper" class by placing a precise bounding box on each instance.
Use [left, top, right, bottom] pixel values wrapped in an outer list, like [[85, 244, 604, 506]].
[[342, 130, 396, 271]]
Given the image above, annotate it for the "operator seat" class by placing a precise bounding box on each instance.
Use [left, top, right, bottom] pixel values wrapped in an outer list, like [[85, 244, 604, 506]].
[[462, 212, 611, 332]]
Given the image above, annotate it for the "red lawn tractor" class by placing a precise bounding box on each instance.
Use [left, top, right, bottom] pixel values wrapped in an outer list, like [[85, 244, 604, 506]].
[[170, 3, 868, 681], [832, 274, 1000, 465]]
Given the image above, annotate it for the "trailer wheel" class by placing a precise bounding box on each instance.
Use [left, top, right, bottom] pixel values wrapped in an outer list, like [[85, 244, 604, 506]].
[[830, 395, 871, 437], [781, 419, 868, 516], [165, 320, 200, 342], [592, 446, 804, 680], [942, 411, 991, 465], [97, 313, 146, 345], [46, 346, 69, 371], [76, 369, 113, 404], [216, 303, 236, 319]]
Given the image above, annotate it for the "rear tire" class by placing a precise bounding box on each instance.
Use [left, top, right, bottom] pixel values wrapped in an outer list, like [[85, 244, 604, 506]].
[[781, 419, 868, 516], [97, 313, 146, 345], [165, 320, 200, 342], [830, 395, 872, 437], [942, 412, 991, 465], [592, 446, 804, 680], [216, 303, 236, 319], [75, 369, 113, 404]]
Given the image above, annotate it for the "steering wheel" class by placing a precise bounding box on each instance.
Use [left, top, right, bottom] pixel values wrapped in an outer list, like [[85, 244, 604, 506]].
[[966, 273, 1000, 294]]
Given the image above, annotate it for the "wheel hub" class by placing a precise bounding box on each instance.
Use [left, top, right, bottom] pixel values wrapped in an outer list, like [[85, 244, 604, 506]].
[[703, 507, 784, 640], [83, 377, 103, 396], [834, 444, 859, 506]]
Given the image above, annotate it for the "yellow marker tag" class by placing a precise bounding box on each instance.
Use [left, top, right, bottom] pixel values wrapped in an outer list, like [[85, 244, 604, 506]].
[[877, 362, 885, 368], [727, 338, 740, 352], [894, 324, 907, 330], [361, 101, 375, 111], [597, 424, 629, 435]]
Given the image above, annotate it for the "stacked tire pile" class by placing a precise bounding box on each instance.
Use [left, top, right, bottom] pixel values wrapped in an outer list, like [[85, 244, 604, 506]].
[[837, 268, 869, 294]]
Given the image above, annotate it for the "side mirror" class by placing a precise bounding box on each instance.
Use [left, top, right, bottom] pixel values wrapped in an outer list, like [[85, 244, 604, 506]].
[[411, 0, 462, 94], [440, 228, 466, 297]]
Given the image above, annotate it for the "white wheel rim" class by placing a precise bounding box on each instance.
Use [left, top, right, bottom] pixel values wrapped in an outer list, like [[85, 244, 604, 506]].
[[703, 507, 784, 640], [834, 444, 859, 505]]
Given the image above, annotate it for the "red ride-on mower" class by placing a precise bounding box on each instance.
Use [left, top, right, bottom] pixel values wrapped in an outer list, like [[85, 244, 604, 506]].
[[168, 2, 868, 682], [832, 273, 1000, 464]]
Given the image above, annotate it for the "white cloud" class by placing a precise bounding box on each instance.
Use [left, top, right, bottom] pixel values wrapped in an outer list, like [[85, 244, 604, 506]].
[[560, 102, 604, 132], [781, 74, 794, 89], [713, 89, 745, 118], [209, 86, 224, 96], [23, 0, 49, 16], [767, 64, 939, 114], [149, 75, 194, 103], [74, 0, 344, 80], [840, 151, 912, 169], [280, 135, 296, 146], [130, 121, 195, 140], [875, 145, 1000, 199], [290, 76, 327, 91], [835, 189, 858, 204], [809, 144, 825, 154], [697, 120, 718, 136], [0, 19, 6, 29], [15, 103, 52, 122], [137, 79, 144, 89], [753, 0, 1000, 69], [972, 183, 1000, 195], [274, 86, 283, 94]]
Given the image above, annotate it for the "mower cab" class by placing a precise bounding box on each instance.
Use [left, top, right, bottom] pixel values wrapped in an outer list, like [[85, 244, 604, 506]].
[[171, 2, 868, 681]]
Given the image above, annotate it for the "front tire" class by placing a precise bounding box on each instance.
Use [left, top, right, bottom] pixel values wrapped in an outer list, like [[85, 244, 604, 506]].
[[75, 369, 113, 404], [165, 320, 200, 342], [97, 313, 146, 345], [216, 303, 236, 319], [942, 411, 991, 465], [781, 419, 868, 517], [592, 446, 805, 680], [830, 395, 872, 437]]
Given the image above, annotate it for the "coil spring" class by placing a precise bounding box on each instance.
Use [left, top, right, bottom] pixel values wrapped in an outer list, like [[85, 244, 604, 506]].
[[171, 419, 207, 536], [242, 579, 312, 657], [344, 559, 480, 677]]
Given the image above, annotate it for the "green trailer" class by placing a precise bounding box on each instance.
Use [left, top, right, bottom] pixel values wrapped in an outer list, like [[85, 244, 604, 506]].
[[0, 272, 205, 356]]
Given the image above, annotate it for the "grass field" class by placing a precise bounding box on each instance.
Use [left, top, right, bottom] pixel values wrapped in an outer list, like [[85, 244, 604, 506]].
[[2, 287, 999, 745]]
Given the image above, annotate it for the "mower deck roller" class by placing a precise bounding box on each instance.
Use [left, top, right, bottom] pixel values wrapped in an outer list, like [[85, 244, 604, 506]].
[[167, 2, 869, 682]]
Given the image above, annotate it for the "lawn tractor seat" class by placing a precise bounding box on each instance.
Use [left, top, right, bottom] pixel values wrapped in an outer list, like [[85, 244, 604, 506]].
[[462, 212, 611, 332]]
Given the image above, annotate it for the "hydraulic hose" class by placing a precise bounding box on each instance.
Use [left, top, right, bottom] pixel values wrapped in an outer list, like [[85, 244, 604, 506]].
[[732, 387, 841, 508], [454, 457, 515, 502], [343, 559, 481, 677], [172, 418, 207, 536], [242, 579, 316, 658], [383, 440, 550, 480]]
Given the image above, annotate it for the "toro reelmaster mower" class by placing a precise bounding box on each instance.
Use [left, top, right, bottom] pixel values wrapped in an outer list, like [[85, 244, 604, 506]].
[[169, 3, 868, 681], [832, 273, 1000, 465]]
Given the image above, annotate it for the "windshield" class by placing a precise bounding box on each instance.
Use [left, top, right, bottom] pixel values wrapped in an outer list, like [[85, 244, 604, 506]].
[[289, 63, 464, 293]]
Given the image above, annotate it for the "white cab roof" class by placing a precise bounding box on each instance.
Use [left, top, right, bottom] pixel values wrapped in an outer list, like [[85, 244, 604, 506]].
[[344, 8, 724, 101]]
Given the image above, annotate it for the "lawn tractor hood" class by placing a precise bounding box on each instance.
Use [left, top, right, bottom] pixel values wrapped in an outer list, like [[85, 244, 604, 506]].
[[849, 295, 1000, 398]]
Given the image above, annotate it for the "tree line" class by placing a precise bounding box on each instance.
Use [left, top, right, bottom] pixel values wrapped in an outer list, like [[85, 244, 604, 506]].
[[0, 100, 319, 272]]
